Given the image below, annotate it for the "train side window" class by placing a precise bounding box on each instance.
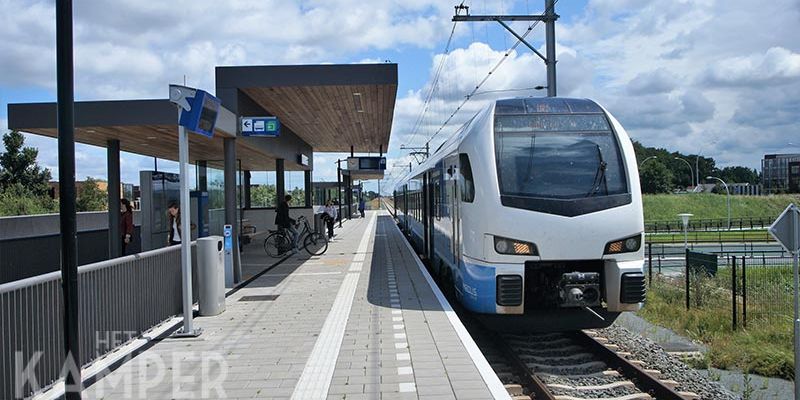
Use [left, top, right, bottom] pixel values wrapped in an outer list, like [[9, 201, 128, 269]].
[[459, 153, 475, 203]]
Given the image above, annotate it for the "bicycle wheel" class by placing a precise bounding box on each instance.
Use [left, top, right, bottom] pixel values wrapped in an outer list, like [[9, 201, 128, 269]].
[[264, 232, 288, 258], [303, 232, 328, 256]]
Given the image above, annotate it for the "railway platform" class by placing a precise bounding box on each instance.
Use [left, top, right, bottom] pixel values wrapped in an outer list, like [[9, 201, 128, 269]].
[[79, 211, 508, 400]]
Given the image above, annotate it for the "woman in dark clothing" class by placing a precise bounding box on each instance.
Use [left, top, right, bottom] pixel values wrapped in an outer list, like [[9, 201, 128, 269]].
[[167, 202, 182, 246], [120, 198, 134, 255], [275, 195, 298, 253]]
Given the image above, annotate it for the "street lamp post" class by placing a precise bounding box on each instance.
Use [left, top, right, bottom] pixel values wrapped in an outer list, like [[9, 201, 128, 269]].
[[707, 176, 731, 230], [678, 213, 693, 249], [674, 157, 695, 188], [639, 155, 658, 167]]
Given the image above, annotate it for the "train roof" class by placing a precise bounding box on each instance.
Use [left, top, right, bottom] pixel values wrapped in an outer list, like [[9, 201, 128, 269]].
[[393, 97, 606, 190], [495, 97, 603, 115]]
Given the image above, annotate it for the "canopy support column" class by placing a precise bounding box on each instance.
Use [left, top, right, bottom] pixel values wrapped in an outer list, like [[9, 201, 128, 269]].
[[224, 137, 241, 283], [107, 139, 121, 259]]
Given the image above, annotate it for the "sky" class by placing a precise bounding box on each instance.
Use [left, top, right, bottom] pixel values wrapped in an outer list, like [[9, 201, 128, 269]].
[[1, 0, 799, 194]]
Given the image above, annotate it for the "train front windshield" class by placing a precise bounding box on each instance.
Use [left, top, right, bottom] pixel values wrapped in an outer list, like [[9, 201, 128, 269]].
[[494, 114, 628, 199]]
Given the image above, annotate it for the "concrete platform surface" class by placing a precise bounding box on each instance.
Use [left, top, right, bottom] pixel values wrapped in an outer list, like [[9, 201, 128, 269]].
[[80, 211, 508, 400]]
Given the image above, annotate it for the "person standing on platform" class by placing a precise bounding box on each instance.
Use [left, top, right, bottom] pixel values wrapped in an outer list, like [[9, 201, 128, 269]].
[[120, 198, 134, 255], [358, 197, 366, 218], [167, 202, 183, 246], [276, 195, 298, 254], [323, 200, 337, 240]]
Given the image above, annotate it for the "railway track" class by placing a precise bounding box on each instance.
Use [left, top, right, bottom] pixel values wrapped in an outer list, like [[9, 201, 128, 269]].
[[387, 205, 706, 400], [464, 317, 699, 400]]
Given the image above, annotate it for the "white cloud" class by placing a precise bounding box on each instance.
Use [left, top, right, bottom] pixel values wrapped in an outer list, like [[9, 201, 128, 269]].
[[4, 0, 800, 191], [701, 47, 800, 87]]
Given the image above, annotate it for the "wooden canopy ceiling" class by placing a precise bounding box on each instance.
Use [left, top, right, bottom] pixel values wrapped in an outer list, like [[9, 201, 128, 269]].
[[217, 64, 398, 153]]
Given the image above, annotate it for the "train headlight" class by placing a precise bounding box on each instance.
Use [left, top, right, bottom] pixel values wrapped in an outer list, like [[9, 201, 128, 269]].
[[604, 234, 642, 254], [494, 236, 538, 255]]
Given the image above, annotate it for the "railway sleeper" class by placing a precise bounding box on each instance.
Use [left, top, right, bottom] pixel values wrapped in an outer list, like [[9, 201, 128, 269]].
[[538, 370, 621, 379], [507, 337, 573, 347], [545, 380, 636, 392], [521, 352, 597, 364], [504, 383, 525, 397], [552, 394, 652, 400], [526, 360, 607, 374], [517, 345, 586, 356]]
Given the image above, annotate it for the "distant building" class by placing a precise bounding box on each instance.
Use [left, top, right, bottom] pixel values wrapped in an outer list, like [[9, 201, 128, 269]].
[[762, 153, 800, 193]]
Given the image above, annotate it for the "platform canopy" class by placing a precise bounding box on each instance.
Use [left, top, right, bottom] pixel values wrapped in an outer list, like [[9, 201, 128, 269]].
[[216, 63, 397, 153], [6, 99, 296, 170]]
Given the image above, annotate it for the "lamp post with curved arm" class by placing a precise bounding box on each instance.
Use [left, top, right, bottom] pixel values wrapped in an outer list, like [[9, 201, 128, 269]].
[[639, 155, 658, 167], [674, 157, 695, 188], [707, 176, 730, 230]]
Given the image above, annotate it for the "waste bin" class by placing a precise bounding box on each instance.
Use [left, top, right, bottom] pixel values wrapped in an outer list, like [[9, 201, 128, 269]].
[[197, 236, 226, 316], [314, 212, 325, 234]]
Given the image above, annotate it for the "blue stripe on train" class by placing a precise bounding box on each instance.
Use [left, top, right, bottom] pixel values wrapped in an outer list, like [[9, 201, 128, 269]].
[[406, 218, 498, 314]]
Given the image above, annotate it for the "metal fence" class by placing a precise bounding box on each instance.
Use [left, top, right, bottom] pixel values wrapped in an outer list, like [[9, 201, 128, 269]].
[[0, 244, 197, 399], [645, 228, 773, 244], [645, 247, 793, 330], [645, 216, 774, 233]]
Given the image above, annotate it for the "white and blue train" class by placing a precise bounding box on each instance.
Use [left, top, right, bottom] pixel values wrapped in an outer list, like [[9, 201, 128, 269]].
[[393, 97, 646, 332]]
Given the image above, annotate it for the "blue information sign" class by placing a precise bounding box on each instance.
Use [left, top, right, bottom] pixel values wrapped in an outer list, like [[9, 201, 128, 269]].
[[178, 90, 221, 138], [241, 116, 280, 137]]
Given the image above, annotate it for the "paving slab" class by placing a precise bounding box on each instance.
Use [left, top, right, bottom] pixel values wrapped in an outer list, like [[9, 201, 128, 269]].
[[78, 211, 506, 400]]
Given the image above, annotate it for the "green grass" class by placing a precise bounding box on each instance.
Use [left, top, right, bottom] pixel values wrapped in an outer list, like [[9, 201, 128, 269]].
[[638, 267, 794, 379], [643, 194, 800, 222]]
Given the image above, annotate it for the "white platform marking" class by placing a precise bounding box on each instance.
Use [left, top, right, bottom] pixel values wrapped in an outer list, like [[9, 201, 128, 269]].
[[392, 217, 511, 400], [397, 366, 413, 375], [290, 214, 376, 400], [398, 382, 416, 393]]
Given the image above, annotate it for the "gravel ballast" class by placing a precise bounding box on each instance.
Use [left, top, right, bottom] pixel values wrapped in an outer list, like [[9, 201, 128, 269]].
[[597, 325, 740, 400]]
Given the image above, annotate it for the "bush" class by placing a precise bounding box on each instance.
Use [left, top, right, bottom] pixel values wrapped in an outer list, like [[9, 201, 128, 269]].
[[0, 183, 58, 216]]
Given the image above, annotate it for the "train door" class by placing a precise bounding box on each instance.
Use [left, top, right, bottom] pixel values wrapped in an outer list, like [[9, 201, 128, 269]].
[[445, 154, 460, 265], [403, 185, 409, 233], [422, 172, 430, 261], [430, 166, 442, 273], [427, 171, 436, 264]]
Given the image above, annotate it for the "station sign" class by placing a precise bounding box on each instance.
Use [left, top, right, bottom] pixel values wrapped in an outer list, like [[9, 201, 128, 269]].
[[298, 153, 309, 166], [241, 116, 280, 137], [176, 89, 221, 138], [347, 156, 386, 171]]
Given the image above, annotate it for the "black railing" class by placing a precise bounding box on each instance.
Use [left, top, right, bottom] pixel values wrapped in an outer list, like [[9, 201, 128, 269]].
[[644, 216, 775, 233]]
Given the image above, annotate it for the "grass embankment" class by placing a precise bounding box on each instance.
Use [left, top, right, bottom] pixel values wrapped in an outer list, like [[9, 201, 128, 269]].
[[638, 266, 794, 379], [643, 194, 799, 222]]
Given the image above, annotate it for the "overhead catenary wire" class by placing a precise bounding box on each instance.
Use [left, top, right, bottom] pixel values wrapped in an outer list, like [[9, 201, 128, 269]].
[[391, 0, 560, 193], [403, 17, 460, 149], [424, 0, 560, 147]]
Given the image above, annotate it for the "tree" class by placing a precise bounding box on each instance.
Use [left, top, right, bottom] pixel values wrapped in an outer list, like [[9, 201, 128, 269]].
[[76, 177, 107, 212], [289, 187, 305, 206], [250, 184, 276, 207], [0, 130, 52, 196], [717, 166, 759, 184], [639, 160, 673, 194]]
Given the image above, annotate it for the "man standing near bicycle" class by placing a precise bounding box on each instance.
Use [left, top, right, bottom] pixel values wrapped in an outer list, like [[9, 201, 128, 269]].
[[275, 194, 299, 254]]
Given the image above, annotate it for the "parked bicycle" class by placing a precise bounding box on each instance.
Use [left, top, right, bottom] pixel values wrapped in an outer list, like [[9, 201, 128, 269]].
[[264, 215, 328, 257]]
